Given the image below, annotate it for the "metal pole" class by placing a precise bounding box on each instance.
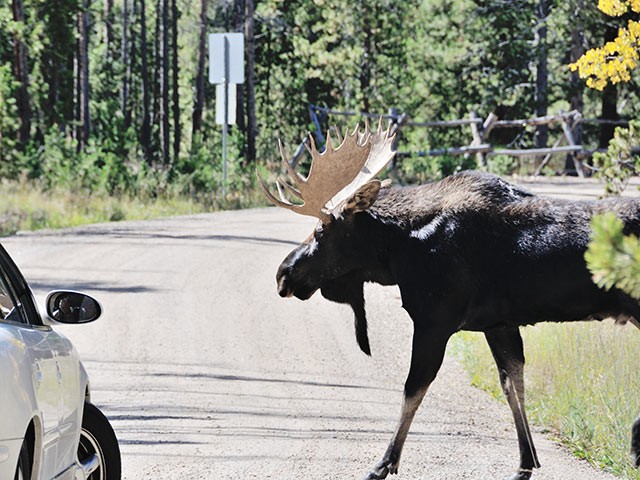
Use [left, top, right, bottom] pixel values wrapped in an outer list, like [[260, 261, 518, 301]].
[[222, 36, 229, 196]]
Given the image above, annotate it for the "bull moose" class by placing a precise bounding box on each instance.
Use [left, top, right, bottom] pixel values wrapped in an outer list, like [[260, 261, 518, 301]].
[[258, 122, 640, 480]]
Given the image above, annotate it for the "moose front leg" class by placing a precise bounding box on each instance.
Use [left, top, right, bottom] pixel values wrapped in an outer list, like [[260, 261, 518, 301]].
[[484, 327, 540, 480], [364, 328, 451, 480]]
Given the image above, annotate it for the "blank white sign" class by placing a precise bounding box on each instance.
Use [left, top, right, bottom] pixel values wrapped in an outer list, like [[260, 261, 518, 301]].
[[216, 83, 237, 125], [209, 33, 245, 84]]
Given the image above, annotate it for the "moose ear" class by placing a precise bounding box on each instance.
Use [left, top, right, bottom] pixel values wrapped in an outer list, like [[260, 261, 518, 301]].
[[343, 180, 382, 214]]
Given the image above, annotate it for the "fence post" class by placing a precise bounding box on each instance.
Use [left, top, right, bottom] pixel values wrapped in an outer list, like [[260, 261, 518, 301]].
[[533, 135, 564, 176], [482, 113, 498, 139], [469, 111, 487, 168], [388, 108, 410, 173], [561, 116, 585, 177]]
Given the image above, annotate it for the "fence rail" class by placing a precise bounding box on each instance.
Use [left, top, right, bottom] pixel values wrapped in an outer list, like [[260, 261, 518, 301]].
[[306, 104, 634, 177]]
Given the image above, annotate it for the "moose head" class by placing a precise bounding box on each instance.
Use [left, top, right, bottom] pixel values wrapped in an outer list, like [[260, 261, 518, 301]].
[[258, 121, 397, 355]]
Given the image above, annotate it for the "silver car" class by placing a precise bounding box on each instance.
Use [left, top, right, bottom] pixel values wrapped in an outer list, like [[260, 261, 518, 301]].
[[0, 242, 120, 479]]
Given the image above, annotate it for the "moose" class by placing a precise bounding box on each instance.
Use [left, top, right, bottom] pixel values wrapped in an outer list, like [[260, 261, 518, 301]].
[[258, 122, 640, 480]]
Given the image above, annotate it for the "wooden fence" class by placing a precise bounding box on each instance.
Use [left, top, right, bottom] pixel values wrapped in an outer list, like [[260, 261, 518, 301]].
[[306, 104, 632, 177]]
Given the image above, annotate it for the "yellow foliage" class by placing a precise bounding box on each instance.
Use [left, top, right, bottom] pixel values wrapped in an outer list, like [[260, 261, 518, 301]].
[[570, 1, 640, 90], [598, 0, 640, 15], [599, 0, 630, 15]]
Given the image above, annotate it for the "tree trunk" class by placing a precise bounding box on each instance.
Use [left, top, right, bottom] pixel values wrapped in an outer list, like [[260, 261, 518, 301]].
[[104, 0, 114, 48], [160, 0, 170, 165], [230, 0, 244, 35], [104, 0, 115, 100], [77, 0, 90, 149], [565, 0, 585, 174], [152, 0, 162, 151], [171, 0, 181, 162], [11, 0, 31, 147], [121, 0, 131, 128], [243, 0, 256, 167], [192, 0, 208, 138], [599, 84, 619, 149], [599, 25, 619, 149], [534, 0, 548, 159], [128, 0, 138, 129], [232, 0, 246, 140], [359, 3, 372, 113], [139, 0, 152, 163]]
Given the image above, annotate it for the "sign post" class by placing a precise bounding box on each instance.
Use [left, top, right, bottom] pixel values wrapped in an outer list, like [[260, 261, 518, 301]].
[[222, 36, 229, 194], [209, 32, 244, 195]]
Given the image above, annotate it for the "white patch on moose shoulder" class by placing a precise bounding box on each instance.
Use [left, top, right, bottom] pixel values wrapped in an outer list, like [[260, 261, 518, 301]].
[[306, 237, 319, 254], [410, 217, 444, 241]]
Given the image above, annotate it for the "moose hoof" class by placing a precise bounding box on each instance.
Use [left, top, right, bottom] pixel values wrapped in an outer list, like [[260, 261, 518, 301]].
[[508, 469, 532, 480], [363, 458, 398, 480]]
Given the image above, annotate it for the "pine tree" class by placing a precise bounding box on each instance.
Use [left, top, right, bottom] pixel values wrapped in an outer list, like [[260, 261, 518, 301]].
[[11, 0, 31, 147]]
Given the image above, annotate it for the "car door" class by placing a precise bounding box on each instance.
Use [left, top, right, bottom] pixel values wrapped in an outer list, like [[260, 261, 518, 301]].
[[0, 253, 63, 479], [46, 329, 82, 472], [18, 326, 63, 477]]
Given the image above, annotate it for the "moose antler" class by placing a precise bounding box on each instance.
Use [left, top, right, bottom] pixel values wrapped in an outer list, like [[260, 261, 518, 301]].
[[258, 120, 396, 223]]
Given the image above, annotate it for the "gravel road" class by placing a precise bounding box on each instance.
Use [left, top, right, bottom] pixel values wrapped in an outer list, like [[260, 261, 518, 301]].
[[1, 176, 630, 479]]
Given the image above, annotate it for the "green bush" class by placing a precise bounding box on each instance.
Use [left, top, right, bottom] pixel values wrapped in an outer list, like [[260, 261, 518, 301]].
[[592, 120, 640, 196], [485, 154, 518, 176], [0, 63, 21, 175], [586, 212, 640, 299]]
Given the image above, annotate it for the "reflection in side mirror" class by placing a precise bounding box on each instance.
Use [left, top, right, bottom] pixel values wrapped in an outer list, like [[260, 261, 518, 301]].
[[46, 291, 102, 324]]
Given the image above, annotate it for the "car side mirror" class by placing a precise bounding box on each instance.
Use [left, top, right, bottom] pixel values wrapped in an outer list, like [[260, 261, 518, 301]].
[[46, 291, 102, 324]]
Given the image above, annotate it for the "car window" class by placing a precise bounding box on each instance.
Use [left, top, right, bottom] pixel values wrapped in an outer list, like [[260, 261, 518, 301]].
[[0, 273, 24, 324]]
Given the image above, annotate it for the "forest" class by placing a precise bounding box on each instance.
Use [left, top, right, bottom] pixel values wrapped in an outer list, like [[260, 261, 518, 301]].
[[1, 0, 638, 205], [5, 1, 640, 476]]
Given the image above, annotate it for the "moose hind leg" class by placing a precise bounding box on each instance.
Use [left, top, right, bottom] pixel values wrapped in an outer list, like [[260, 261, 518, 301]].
[[364, 328, 451, 480], [484, 327, 540, 480], [632, 415, 640, 467]]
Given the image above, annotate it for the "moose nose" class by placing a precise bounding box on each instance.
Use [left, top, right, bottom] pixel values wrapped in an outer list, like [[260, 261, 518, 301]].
[[277, 274, 293, 298]]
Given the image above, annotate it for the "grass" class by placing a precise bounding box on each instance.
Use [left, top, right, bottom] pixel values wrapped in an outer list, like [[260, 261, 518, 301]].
[[0, 179, 267, 236], [451, 321, 640, 478]]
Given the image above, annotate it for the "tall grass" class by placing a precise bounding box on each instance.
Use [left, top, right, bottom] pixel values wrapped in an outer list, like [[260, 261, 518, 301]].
[[0, 179, 267, 236], [452, 321, 640, 478]]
